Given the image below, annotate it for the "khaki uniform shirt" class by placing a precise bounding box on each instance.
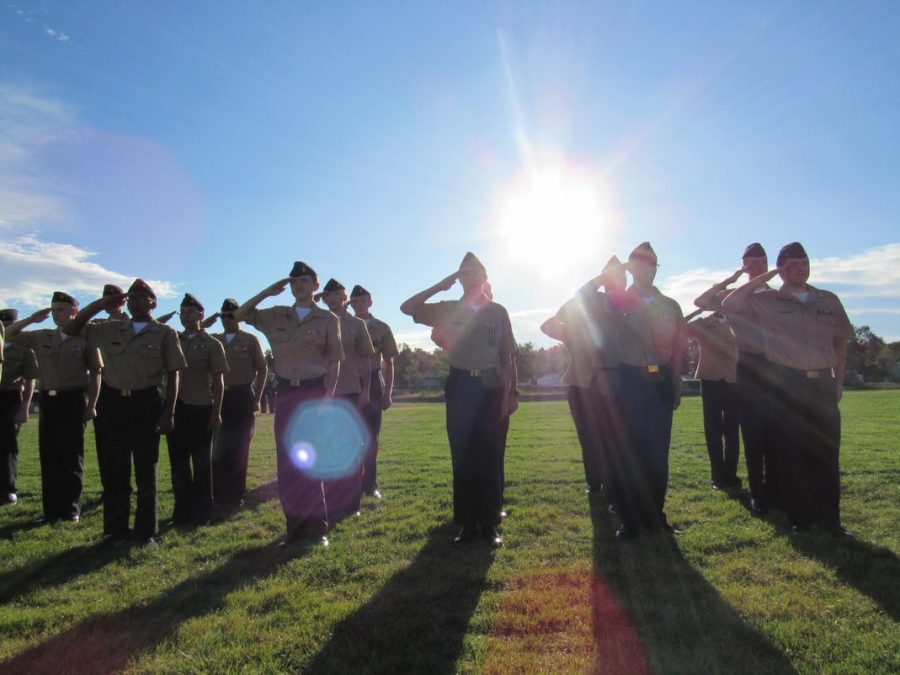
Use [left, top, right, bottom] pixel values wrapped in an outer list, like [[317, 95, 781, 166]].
[[746, 285, 853, 371], [0, 342, 39, 392], [687, 315, 738, 383], [84, 319, 186, 390], [177, 331, 229, 405], [558, 292, 621, 388], [246, 305, 343, 381], [364, 316, 399, 369], [722, 284, 770, 354], [618, 287, 688, 369], [334, 312, 376, 396], [413, 300, 516, 371], [214, 330, 267, 388], [11, 330, 103, 391]]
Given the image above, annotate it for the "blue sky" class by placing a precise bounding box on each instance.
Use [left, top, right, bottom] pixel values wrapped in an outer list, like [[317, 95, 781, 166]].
[[2, 1, 899, 348]]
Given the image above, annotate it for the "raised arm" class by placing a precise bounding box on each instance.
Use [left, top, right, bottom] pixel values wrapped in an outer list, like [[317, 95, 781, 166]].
[[540, 315, 567, 342], [6, 308, 51, 337], [694, 268, 743, 309], [400, 272, 458, 316], [63, 294, 126, 336], [721, 268, 780, 313], [233, 279, 290, 322]]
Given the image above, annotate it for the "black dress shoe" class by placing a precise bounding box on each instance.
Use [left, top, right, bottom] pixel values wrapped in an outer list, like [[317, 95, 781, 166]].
[[615, 526, 638, 541], [750, 498, 769, 515], [608, 503, 618, 516], [453, 527, 478, 545], [482, 527, 503, 548]]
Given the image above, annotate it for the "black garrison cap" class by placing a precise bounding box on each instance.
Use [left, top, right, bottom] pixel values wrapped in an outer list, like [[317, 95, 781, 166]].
[[180, 293, 204, 311], [103, 284, 124, 296], [322, 278, 346, 293], [220, 298, 240, 313], [776, 242, 808, 267], [628, 242, 658, 264], [51, 291, 79, 307], [289, 261, 317, 279], [742, 242, 767, 259], [459, 252, 486, 272], [0, 309, 19, 323], [128, 279, 156, 299], [350, 284, 370, 298]]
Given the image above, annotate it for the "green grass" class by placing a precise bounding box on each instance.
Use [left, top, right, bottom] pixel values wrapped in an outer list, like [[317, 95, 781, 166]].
[[1, 391, 898, 673]]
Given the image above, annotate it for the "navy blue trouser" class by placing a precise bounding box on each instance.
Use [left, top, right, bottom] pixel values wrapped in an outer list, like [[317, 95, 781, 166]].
[[0, 390, 22, 495], [212, 384, 256, 506], [360, 369, 384, 494], [39, 389, 86, 520], [167, 400, 213, 524], [701, 379, 740, 486], [738, 352, 777, 507]]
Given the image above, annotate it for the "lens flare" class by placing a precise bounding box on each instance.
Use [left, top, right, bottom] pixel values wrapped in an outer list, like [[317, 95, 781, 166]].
[[282, 398, 371, 480]]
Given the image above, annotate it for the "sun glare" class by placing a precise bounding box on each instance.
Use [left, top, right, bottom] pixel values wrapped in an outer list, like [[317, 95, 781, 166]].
[[496, 164, 613, 277]]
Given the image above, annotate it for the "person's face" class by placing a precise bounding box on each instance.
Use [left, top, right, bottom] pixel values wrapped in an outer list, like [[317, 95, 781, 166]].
[[323, 289, 348, 312], [179, 305, 203, 329], [743, 256, 768, 278], [290, 275, 318, 302], [778, 256, 810, 287], [51, 302, 77, 327], [127, 293, 156, 318], [458, 265, 487, 293], [221, 313, 239, 332], [349, 295, 372, 316], [628, 258, 657, 286]]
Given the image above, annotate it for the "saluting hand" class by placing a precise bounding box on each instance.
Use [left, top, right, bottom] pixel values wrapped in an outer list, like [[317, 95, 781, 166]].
[[201, 313, 219, 329], [723, 268, 744, 285], [435, 272, 459, 292], [101, 293, 127, 310], [157, 310, 176, 324], [29, 308, 52, 323], [266, 278, 291, 297]]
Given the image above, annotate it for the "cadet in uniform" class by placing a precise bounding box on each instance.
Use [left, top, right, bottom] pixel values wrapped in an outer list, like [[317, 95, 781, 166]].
[[723, 242, 853, 534], [211, 298, 268, 509], [401, 253, 517, 547], [92, 283, 129, 499], [718, 244, 777, 512], [349, 284, 399, 499], [320, 279, 375, 519], [234, 262, 343, 545], [64, 279, 187, 546], [1, 310, 39, 506], [686, 294, 740, 490], [6, 293, 102, 521], [167, 294, 228, 525], [540, 257, 626, 499], [614, 243, 687, 539]]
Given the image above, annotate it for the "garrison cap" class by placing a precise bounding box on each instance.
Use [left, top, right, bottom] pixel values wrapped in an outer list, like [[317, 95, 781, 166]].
[[0, 308, 18, 323], [180, 293, 204, 311], [127, 279, 156, 300], [350, 284, 370, 298], [103, 284, 124, 297], [628, 242, 658, 265], [602, 255, 623, 273], [459, 251, 486, 272], [289, 261, 317, 279], [742, 242, 767, 259], [322, 278, 346, 293], [220, 298, 240, 313], [776, 242, 808, 267], [51, 291, 79, 307]]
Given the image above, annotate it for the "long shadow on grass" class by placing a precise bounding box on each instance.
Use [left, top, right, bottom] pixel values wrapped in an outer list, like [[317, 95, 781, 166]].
[[788, 532, 900, 621], [0, 480, 278, 605], [588, 496, 794, 674], [0, 535, 306, 674], [305, 523, 494, 674]]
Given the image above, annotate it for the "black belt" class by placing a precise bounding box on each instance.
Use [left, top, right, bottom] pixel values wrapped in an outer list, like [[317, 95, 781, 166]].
[[224, 383, 253, 391], [104, 385, 158, 397], [43, 387, 86, 397], [277, 376, 325, 389], [450, 366, 498, 378], [773, 364, 833, 379]]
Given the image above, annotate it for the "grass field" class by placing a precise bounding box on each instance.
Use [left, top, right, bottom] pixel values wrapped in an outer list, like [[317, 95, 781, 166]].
[[1, 391, 898, 673]]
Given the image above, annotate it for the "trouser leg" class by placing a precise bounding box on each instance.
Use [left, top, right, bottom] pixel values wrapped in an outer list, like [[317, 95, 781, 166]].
[[701, 380, 726, 485], [0, 391, 22, 496], [568, 385, 603, 490]]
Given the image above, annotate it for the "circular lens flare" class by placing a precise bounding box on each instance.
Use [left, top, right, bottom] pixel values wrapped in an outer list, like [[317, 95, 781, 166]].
[[282, 398, 370, 480]]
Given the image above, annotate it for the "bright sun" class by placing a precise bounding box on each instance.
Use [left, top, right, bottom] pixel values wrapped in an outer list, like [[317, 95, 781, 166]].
[[496, 163, 613, 278]]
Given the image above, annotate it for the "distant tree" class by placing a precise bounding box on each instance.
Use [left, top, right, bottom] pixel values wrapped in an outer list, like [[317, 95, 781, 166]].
[[847, 325, 887, 382]]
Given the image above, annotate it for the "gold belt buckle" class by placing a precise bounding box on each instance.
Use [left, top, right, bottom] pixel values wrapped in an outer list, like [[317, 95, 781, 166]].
[[49, 390, 58, 397], [121, 389, 132, 397], [469, 369, 481, 377], [647, 365, 660, 374], [806, 371, 820, 379], [290, 379, 302, 387]]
